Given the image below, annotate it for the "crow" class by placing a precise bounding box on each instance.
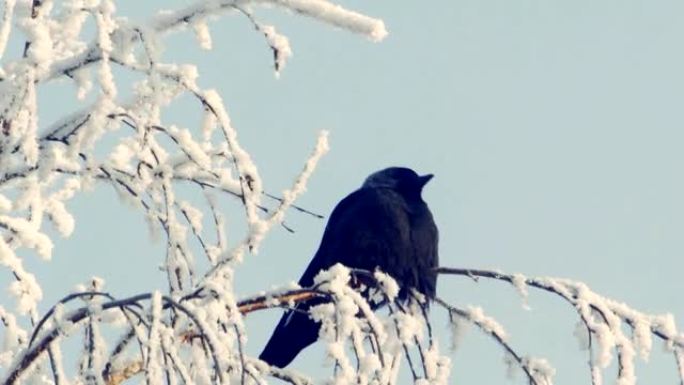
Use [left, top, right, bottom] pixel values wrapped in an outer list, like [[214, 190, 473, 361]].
[[259, 167, 439, 368]]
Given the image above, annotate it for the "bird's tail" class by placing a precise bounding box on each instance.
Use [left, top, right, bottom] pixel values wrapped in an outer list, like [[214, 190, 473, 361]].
[[259, 308, 320, 368]]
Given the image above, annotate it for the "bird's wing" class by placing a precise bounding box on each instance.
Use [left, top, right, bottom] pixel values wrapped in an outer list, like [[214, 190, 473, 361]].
[[298, 188, 413, 288], [260, 189, 407, 368], [408, 206, 439, 298]]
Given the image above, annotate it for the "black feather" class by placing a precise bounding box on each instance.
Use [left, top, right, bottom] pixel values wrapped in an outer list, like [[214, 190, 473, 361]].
[[259, 167, 439, 368]]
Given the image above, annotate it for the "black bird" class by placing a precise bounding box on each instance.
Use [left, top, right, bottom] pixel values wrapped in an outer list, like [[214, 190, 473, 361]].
[[259, 167, 439, 368]]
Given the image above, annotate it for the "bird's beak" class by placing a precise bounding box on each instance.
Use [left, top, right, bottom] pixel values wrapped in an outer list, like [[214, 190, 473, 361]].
[[418, 174, 434, 187]]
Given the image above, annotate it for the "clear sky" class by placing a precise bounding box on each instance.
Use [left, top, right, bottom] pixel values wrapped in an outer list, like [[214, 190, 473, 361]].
[[12, 0, 684, 384]]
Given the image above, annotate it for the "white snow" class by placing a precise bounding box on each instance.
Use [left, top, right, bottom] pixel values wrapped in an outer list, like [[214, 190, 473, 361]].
[[525, 357, 556, 385], [254, 0, 387, 42], [448, 312, 468, 352], [260, 24, 292, 75], [464, 306, 508, 342], [511, 273, 530, 309], [0, 1, 681, 385], [193, 21, 212, 50], [374, 271, 399, 301], [0, 0, 16, 60]]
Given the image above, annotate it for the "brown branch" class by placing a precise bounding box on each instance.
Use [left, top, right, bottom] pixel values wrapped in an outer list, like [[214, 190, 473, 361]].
[[238, 291, 318, 314], [105, 361, 143, 385]]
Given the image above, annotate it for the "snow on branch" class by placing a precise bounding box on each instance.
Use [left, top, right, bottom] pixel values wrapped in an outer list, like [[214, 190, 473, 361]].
[[43, 0, 386, 82], [436, 267, 684, 385], [434, 298, 551, 385], [3, 262, 682, 385], [250, 0, 387, 42], [0, 0, 15, 61], [1, 0, 372, 383], [0, 1, 680, 385], [2, 266, 450, 385]]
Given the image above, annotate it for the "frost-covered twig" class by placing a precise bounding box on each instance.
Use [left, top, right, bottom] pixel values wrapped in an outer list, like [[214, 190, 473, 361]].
[[389, 301, 419, 381], [0, 0, 16, 62], [232, 5, 292, 75], [41, 0, 386, 83], [29, 292, 121, 347], [89, 273, 380, 385], [248, 358, 313, 385], [1, 1, 386, 384], [13, 285, 331, 384], [250, 0, 387, 42], [3, 293, 148, 385], [437, 267, 684, 385], [4, 291, 235, 385], [434, 297, 545, 385]]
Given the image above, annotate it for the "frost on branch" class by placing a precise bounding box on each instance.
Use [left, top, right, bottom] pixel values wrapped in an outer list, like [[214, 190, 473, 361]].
[[0, 0, 385, 383], [0, 1, 681, 385], [437, 268, 684, 385]]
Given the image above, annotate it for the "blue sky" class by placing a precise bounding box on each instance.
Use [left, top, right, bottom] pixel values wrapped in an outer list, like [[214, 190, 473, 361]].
[[13, 0, 684, 384]]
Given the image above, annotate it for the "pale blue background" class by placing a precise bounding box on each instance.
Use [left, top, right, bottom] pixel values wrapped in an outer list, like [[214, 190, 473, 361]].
[[11, 0, 684, 384]]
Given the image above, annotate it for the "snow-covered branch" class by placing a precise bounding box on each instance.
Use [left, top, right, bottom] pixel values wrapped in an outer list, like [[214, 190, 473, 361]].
[[437, 267, 684, 385], [1, 0, 384, 383], [0, 1, 680, 385]]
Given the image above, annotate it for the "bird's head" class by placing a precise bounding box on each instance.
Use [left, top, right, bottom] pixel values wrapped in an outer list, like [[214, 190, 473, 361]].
[[362, 167, 434, 198]]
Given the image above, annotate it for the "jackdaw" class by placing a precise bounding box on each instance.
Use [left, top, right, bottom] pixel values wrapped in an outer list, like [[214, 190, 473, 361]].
[[259, 167, 438, 368]]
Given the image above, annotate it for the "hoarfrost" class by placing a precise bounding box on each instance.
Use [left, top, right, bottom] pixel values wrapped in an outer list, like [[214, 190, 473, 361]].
[[464, 306, 507, 341], [448, 311, 468, 352], [573, 320, 590, 350], [1, 1, 680, 385], [193, 21, 212, 50], [261, 24, 292, 75], [374, 271, 399, 301], [255, 0, 388, 42], [525, 357, 556, 385], [0, 194, 11, 212], [0, 0, 16, 60], [511, 273, 530, 309]]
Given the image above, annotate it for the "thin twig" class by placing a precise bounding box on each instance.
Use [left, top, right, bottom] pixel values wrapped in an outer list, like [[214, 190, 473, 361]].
[[434, 297, 540, 385]]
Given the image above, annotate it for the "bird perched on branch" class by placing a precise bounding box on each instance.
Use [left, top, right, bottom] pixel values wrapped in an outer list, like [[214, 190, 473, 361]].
[[259, 167, 439, 368]]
